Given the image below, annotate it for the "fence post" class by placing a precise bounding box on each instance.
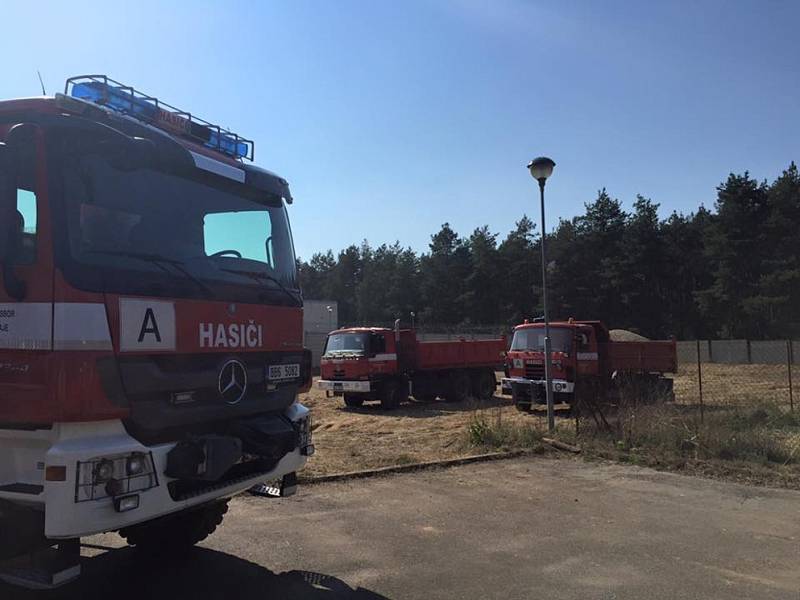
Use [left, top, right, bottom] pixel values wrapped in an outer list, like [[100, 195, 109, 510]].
[[746, 339, 752, 364], [707, 339, 713, 363], [788, 340, 794, 413], [696, 339, 704, 423]]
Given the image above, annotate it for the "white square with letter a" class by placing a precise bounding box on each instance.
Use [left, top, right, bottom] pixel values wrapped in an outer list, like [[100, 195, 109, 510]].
[[119, 298, 176, 352]]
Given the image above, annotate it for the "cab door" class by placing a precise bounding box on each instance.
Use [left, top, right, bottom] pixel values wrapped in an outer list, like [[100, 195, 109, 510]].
[[0, 123, 56, 423], [575, 327, 600, 377]]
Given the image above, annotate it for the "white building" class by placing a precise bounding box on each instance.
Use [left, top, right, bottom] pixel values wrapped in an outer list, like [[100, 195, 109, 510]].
[[303, 300, 338, 368]]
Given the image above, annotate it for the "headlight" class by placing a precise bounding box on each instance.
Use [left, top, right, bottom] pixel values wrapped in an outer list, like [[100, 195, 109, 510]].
[[126, 453, 147, 476], [76, 452, 158, 502], [93, 459, 115, 483]]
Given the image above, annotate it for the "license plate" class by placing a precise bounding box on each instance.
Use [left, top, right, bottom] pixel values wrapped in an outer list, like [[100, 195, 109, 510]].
[[267, 363, 300, 381]]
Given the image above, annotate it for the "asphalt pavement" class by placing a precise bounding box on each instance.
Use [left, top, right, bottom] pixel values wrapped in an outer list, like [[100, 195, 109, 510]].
[[6, 456, 800, 599]]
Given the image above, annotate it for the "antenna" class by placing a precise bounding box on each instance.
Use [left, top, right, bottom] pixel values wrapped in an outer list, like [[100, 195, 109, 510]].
[[36, 71, 46, 95]]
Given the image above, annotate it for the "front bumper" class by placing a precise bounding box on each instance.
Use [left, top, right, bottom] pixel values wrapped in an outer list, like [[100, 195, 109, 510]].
[[501, 377, 575, 395], [317, 379, 371, 393], [0, 404, 311, 539]]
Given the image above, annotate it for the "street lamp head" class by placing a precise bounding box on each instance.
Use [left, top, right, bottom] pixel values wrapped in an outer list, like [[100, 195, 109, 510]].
[[527, 157, 556, 184]]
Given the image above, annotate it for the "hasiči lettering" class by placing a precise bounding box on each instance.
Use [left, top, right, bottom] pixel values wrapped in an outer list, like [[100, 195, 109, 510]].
[[199, 321, 264, 348]]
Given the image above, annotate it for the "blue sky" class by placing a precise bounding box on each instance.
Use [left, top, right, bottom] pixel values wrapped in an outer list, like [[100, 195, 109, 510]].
[[1, 0, 798, 260]]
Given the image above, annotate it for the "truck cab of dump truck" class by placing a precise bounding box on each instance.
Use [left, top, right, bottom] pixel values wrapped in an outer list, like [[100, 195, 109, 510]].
[[318, 325, 504, 410], [318, 327, 404, 406], [502, 320, 605, 409], [0, 76, 313, 589], [502, 320, 677, 411]]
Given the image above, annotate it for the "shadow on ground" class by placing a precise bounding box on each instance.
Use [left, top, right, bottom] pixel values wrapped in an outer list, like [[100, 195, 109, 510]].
[[3, 545, 390, 600]]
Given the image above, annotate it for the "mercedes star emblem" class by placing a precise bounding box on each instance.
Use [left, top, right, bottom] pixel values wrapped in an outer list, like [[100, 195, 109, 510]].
[[218, 359, 248, 404]]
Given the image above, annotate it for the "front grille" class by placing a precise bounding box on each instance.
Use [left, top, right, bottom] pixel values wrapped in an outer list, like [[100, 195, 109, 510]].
[[525, 364, 545, 380], [333, 368, 346, 380]]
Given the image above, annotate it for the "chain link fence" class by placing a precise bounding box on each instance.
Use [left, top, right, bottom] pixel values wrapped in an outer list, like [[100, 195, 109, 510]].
[[675, 340, 796, 413]]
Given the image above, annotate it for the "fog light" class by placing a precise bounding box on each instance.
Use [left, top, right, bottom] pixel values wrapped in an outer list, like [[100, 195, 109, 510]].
[[555, 383, 563, 392], [113, 494, 140, 513]]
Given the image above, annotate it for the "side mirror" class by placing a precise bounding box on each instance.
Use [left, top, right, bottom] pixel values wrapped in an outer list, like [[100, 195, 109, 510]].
[[0, 143, 10, 261]]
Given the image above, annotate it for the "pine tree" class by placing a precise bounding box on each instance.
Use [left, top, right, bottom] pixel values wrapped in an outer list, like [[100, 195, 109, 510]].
[[419, 223, 471, 326], [497, 216, 538, 324], [697, 173, 770, 338]]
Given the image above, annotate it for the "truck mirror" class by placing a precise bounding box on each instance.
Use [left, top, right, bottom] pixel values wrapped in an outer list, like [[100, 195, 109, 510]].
[[0, 142, 10, 261]]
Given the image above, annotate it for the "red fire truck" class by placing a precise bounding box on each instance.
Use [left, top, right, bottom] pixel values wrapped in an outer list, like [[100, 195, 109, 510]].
[[318, 323, 506, 409], [501, 320, 676, 410], [0, 76, 314, 588]]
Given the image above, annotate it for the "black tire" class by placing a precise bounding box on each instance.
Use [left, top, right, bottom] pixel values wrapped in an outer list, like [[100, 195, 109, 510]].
[[380, 381, 401, 410], [343, 394, 364, 408], [445, 370, 471, 403], [121, 500, 229, 552], [472, 370, 496, 401]]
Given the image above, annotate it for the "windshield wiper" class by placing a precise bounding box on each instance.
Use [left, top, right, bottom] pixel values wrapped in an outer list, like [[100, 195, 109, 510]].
[[84, 250, 215, 298], [219, 268, 301, 304]]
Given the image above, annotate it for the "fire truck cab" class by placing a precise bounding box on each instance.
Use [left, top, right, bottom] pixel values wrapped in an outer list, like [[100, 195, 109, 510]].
[[0, 76, 313, 588]]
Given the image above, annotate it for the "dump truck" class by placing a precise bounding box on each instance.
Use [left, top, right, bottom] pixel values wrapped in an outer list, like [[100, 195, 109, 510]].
[[0, 76, 314, 588], [501, 320, 676, 410], [318, 323, 506, 409]]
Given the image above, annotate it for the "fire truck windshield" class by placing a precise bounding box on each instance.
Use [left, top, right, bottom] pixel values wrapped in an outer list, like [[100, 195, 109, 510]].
[[57, 151, 299, 305], [510, 327, 573, 354], [324, 333, 369, 356]]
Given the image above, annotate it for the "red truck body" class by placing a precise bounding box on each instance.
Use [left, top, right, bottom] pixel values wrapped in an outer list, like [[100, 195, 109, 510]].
[[502, 320, 676, 410], [318, 326, 505, 409]]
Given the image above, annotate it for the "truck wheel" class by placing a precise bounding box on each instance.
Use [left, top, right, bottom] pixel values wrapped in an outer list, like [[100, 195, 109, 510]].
[[473, 370, 496, 401], [343, 394, 364, 408], [445, 371, 471, 403], [380, 382, 401, 410], [121, 500, 229, 552]]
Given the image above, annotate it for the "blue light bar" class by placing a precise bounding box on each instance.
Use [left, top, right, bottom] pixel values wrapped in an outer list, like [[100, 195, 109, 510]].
[[65, 75, 254, 161]]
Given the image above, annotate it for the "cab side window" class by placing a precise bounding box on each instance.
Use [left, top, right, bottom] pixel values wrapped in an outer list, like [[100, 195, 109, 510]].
[[10, 188, 37, 264], [370, 333, 386, 355], [577, 331, 591, 351]]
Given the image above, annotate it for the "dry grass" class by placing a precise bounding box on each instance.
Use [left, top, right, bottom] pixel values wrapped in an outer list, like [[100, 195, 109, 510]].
[[301, 373, 542, 477], [302, 364, 800, 488], [673, 362, 795, 408]]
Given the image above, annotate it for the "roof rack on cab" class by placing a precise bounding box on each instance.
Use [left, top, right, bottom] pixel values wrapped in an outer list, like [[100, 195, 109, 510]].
[[64, 75, 254, 162]]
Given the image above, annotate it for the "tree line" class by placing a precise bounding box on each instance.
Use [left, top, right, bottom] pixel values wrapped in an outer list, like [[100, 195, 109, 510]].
[[297, 163, 800, 340]]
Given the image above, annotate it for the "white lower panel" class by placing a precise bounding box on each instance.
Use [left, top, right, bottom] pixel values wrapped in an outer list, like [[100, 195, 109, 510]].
[[0, 406, 309, 539], [317, 379, 371, 392], [501, 377, 575, 394]]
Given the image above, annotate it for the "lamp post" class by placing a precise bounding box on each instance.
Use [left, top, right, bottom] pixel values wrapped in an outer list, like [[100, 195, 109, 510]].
[[326, 305, 333, 332], [527, 157, 556, 432]]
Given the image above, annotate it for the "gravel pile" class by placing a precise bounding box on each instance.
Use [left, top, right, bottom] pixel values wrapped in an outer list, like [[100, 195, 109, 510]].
[[609, 329, 650, 342]]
